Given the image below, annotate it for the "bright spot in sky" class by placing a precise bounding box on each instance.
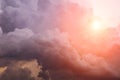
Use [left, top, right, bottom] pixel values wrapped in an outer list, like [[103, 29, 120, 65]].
[[91, 19, 102, 31], [89, 18, 105, 33], [90, 0, 120, 27]]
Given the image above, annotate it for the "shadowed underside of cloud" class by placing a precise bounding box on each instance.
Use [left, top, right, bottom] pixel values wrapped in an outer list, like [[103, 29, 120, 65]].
[[0, 0, 120, 80]]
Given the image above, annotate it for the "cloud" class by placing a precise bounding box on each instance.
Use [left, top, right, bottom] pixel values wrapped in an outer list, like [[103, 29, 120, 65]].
[[0, 28, 119, 79], [0, 67, 35, 80], [0, 0, 120, 80]]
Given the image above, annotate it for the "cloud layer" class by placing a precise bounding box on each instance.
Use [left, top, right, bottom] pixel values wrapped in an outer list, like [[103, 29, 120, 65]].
[[0, 0, 120, 80]]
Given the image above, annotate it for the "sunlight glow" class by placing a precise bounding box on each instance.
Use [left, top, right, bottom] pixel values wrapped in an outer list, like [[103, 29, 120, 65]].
[[91, 19, 102, 31]]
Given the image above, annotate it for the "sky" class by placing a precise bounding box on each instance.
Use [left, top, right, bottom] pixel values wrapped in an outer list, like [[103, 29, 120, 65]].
[[0, 0, 120, 80], [91, 0, 120, 27]]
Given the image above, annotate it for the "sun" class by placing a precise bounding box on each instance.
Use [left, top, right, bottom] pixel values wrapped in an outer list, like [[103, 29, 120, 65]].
[[91, 19, 102, 31], [88, 17, 106, 33], [87, 17, 107, 35]]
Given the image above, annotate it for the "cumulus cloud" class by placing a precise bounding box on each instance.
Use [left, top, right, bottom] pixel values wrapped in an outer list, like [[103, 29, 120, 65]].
[[0, 67, 35, 80], [0, 27, 119, 79], [0, 0, 120, 80]]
